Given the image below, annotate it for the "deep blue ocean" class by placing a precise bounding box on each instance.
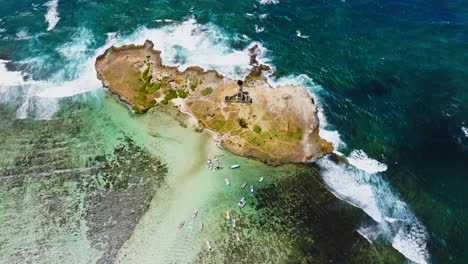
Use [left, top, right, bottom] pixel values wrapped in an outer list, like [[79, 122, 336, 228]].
[[0, 0, 466, 263]]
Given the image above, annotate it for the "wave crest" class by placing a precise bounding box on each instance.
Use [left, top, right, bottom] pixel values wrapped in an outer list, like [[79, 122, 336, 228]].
[[44, 0, 60, 31]]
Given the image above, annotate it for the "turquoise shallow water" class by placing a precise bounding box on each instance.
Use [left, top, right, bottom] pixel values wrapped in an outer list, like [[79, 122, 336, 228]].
[[0, 0, 467, 263]]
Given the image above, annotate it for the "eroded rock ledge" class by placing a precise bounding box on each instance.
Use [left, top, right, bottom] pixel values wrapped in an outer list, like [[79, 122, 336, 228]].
[[95, 40, 332, 165]]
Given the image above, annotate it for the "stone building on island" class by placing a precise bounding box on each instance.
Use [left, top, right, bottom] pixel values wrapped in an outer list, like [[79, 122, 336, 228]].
[[225, 80, 253, 103]]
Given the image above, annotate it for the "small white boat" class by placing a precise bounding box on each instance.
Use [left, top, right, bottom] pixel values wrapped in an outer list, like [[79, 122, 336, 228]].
[[259, 177, 264, 183], [230, 164, 240, 169], [225, 177, 230, 185], [216, 153, 224, 157], [192, 210, 198, 219], [199, 222, 203, 231], [236, 232, 241, 241], [177, 221, 185, 229], [206, 240, 212, 250], [226, 210, 231, 220], [250, 185, 254, 193], [232, 219, 236, 228], [241, 181, 247, 189], [238, 197, 246, 208]]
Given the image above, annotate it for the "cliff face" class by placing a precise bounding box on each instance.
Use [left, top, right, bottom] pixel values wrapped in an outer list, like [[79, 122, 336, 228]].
[[95, 40, 332, 165]]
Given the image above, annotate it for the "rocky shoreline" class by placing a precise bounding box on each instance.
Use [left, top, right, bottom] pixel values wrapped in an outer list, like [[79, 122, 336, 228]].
[[95, 40, 333, 165]]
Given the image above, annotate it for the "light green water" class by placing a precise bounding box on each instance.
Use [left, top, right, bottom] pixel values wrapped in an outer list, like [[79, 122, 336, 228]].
[[104, 100, 284, 263], [1, 92, 403, 263], [69, 94, 282, 263]]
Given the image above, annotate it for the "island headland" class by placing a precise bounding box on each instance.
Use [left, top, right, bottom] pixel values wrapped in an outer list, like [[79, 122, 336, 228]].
[[95, 40, 333, 165]]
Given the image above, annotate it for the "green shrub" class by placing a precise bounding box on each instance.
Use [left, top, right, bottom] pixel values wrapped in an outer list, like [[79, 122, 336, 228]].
[[146, 82, 162, 94], [142, 66, 150, 79], [253, 124, 262, 133], [161, 99, 168, 105], [135, 90, 146, 101], [200, 87, 213, 96], [163, 89, 178, 102], [132, 105, 141, 113], [237, 118, 248, 128], [177, 89, 189, 99], [190, 83, 198, 91]]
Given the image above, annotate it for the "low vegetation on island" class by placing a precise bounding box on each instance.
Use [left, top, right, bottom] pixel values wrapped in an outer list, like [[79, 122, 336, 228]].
[[95, 40, 333, 165]]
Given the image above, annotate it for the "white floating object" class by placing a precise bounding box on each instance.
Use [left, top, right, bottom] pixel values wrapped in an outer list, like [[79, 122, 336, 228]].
[[230, 164, 240, 169]]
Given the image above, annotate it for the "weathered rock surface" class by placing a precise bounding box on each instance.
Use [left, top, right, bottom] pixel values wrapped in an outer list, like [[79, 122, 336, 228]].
[[96, 40, 333, 165]]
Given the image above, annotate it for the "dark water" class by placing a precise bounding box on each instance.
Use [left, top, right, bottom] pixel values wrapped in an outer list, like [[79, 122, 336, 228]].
[[0, 0, 466, 263]]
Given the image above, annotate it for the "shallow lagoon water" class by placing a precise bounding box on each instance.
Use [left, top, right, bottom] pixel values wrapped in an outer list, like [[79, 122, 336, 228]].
[[1, 92, 403, 263]]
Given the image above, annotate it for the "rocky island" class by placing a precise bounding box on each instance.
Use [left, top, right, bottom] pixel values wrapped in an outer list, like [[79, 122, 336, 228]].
[[95, 40, 332, 165]]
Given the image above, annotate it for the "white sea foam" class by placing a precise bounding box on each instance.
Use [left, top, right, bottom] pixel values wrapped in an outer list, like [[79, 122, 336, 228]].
[[0, 60, 52, 118], [36, 28, 104, 98], [0, 28, 109, 118], [267, 72, 429, 264], [44, 0, 60, 31], [318, 157, 384, 222], [348, 149, 388, 174], [393, 226, 430, 264], [296, 30, 309, 39], [258, 0, 279, 5], [1, 19, 264, 118], [255, 25, 265, 33], [15, 29, 31, 40], [122, 19, 254, 79], [0, 60, 24, 86], [462, 126, 468, 137]]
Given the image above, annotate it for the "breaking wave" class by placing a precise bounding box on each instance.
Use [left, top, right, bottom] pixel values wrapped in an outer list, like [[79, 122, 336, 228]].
[[258, 0, 279, 5], [268, 73, 429, 264], [0, 19, 266, 119], [44, 0, 60, 31]]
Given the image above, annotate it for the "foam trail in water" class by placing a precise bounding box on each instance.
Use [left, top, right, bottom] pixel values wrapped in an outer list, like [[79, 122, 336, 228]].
[[296, 30, 309, 39], [44, 0, 60, 31], [348, 149, 388, 174], [268, 73, 429, 264], [258, 0, 279, 5]]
